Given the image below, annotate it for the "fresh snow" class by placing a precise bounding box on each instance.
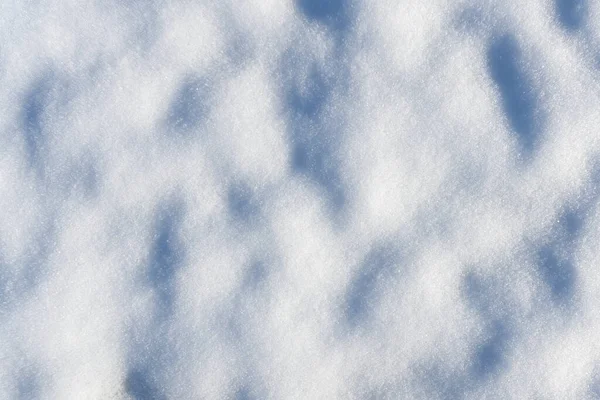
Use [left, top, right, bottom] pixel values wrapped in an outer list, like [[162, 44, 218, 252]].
[[1, 0, 600, 398]]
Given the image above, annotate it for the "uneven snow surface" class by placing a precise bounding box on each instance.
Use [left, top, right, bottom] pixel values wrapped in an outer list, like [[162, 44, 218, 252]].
[[2, 0, 600, 398]]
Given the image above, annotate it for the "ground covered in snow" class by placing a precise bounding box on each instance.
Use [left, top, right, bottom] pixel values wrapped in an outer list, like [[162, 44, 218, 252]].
[[2, 0, 600, 398]]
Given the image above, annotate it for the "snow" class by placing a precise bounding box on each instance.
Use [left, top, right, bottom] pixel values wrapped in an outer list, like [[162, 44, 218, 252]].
[[2, 0, 600, 398]]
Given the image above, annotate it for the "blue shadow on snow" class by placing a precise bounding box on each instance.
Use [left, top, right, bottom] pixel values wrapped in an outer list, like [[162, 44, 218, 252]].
[[166, 76, 210, 135], [146, 201, 186, 316], [344, 245, 399, 329], [556, 0, 587, 31], [285, 64, 346, 210], [125, 367, 166, 400], [462, 272, 514, 381], [487, 34, 541, 158], [296, 0, 352, 31]]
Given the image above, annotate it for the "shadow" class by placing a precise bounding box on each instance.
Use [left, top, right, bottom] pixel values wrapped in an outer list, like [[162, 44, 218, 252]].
[[344, 245, 399, 329], [17, 369, 41, 400], [147, 200, 186, 316], [296, 0, 352, 31], [487, 34, 541, 157], [166, 76, 211, 135], [78, 158, 100, 199], [556, 0, 587, 32], [288, 67, 329, 119], [232, 378, 268, 400], [462, 271, 514, 320], [223, 259, 270, 344], [471, 320, 511, 380], [534, 165, 600, 306], [0, 223, 55, 316], [130, 0, 161, 52], [562, 207, 584, 238], [0, 267, 27, 317], [60, 155, 100, 200], [462, 273, 513, 381], [291, 142, 346, 209], [560, 167, 600, 240], [0, 248, 19, 316], [532, 186, 599, 306], [122, 200, 187, 399], [125, 368, 166, 400], [285, 62, 346, 211], [235, 387, 254, 400], [454, 7, 487, 34], [21, 73, 56, 170], [223, 24, 255, 68], [419, 363, 468, 400], [589, 369, 600, 399], [537, 245, 576, 303], [242, 260, 267, 290], [228, 182, 260, 224]]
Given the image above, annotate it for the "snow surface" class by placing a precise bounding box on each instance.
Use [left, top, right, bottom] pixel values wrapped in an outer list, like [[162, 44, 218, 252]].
[[2, 0, 600, 398]]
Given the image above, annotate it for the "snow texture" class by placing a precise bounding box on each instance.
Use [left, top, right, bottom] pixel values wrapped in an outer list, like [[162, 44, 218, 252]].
[[1, 0, 600, 398]]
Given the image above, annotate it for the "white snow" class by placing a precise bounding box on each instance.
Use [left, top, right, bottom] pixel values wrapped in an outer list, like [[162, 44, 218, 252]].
[[1, 0, 600, 398]]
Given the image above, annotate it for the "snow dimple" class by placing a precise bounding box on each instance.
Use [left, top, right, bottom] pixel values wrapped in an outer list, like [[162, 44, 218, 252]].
[[486, 34, 542, 158], [418, 363, 467, 400], [123, 200, 187, 398], [555, 0, 588, 32], [283, 57, 347, 212], [242, 260, 268, 290], [533, 194, 593, 306], [537, 245, 576, 304], [16, 366, 42, 400], [462, 272, 515, 384], [296, 0, 351, 31], [120, 0, 162, 52], [227, 181, 261, 225], [343, 245, 399, 330], [21, 74, 55, 172], [0, 225, 54, 316], [166, 76, 211, 136], [471, 320, 512, 380], [589, 374, 600, 399], [124, 367, 166, 400], [234, 386, 255, 400], [146, 200, 186, 317], [287, 66, 329, 120]]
